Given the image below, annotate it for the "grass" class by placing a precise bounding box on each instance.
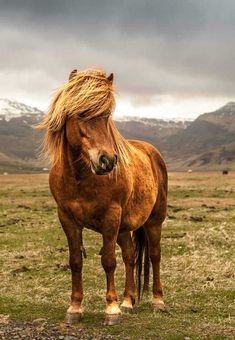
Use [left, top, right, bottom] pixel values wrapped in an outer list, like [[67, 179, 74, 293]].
[[0, 172, 234, 339], [0, 161, 44, 174]]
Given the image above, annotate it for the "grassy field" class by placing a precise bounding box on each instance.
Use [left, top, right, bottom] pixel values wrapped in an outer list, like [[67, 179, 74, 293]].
[[0, 172, 234, 339]]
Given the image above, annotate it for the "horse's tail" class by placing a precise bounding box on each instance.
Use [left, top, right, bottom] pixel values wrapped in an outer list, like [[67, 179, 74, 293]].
[[132, 226, 150, 302]]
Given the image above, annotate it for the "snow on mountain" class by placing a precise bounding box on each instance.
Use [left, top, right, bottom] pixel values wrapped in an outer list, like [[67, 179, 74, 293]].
[[115, 115, 191, 129], [0, 98, 43, 121]]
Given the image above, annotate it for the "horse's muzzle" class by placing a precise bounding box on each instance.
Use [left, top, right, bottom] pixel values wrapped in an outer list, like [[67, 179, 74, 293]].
[[91, 154, 117, 175]]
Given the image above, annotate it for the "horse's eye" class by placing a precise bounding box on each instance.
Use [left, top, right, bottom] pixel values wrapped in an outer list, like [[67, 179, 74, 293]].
[[78, 125, 88, 138], [79, 109, 90, 118]]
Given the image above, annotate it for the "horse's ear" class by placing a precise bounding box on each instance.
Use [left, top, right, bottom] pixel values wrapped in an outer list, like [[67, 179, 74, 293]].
[[69, 69, 77, 81], [107, 73, 114, 84]]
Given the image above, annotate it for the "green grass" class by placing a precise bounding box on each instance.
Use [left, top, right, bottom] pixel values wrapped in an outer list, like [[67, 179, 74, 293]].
[[0, 173, 234, 339], [0, 161, 44, 174]]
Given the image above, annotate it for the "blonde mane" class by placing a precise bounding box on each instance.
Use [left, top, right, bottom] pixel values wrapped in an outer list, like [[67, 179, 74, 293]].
[[37, 68, 132, 166]]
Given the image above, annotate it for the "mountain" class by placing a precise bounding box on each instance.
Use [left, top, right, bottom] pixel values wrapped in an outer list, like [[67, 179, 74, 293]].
[[166, 102, 235, 154], [0, 99, 234, 172], [165, 102, 235, 170]]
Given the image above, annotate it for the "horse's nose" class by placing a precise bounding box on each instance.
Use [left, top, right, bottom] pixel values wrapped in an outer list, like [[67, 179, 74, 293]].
[[99, 154, 117, 172]]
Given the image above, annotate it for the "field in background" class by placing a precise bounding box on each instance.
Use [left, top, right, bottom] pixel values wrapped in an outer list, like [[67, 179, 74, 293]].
[[0, 172, 234, 339]]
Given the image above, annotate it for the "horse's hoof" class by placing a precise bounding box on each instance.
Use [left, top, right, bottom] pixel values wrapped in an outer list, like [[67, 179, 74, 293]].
[[120, 306, 133, 314], [104, 313, 121, 326], [152, 301, 167, 313], [65, 312, 82, 324]]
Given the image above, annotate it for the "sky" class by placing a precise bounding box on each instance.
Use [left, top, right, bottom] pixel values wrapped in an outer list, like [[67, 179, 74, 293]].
[[0, 0, 235, 120]]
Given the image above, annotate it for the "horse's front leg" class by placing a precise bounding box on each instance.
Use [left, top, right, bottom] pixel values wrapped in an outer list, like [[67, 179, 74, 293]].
[[117, 232, 135, 313], [58, 209, 83, 323], [101, 207, 122, 325]]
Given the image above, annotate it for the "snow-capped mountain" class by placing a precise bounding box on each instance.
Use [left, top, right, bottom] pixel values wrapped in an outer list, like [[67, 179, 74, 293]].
[[0, 99, 45, 163], [0, 98, 43, 121]]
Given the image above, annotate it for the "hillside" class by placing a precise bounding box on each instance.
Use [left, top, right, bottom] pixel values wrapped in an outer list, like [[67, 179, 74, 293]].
[[0, 116, 44, 160], [186, 142, 235, 170]]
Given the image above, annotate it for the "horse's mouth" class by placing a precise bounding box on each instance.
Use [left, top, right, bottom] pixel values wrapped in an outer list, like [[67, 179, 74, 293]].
[[90, 161, 112, 176]]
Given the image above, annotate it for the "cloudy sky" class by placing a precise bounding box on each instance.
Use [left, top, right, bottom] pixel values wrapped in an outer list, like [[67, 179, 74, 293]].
[[1, 0, 235, 119]]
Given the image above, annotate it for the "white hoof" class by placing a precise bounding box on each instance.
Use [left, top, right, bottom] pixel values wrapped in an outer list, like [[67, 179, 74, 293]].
[[120, 299, 133, 313], [105, 302, 121, 315], [152, 298, 167, 312]]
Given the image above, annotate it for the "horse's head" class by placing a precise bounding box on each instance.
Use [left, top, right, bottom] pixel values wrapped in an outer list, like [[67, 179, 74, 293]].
[[66, 114, 118, 175], [37, 68, 130, 174]]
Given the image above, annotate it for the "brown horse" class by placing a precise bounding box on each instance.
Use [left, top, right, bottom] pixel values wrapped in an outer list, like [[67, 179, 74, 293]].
[[37, 68, 168, 325]]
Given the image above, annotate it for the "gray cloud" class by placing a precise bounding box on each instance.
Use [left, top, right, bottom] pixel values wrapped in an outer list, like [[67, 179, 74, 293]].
[[0, 0, 235, 107]]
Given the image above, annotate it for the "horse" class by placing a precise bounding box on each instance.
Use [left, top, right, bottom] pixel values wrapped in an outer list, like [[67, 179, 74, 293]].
[[37, 68, 168, 325]]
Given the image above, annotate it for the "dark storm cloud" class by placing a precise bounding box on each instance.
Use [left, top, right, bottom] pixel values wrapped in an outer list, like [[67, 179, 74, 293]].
[[0, 0, 235, 105]]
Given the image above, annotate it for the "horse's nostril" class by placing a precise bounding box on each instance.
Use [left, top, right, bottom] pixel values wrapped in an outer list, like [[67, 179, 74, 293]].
[[100, 155, 109, 169], [114, 154, 118, 165]]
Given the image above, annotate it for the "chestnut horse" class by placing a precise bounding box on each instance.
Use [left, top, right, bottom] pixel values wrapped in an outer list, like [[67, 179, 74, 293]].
[[38, 68, 168, 325]]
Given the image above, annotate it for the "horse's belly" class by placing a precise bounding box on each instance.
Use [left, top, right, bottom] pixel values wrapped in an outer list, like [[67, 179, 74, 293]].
[[120, 192, 156, 231]]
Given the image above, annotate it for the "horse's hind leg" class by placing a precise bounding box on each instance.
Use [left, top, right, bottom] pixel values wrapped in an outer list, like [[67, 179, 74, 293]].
[[144, 221, 166, 311], [117, 231, 135, 313]]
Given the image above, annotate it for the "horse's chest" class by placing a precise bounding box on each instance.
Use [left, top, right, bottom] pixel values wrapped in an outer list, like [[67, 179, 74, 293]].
[[64, 198, 105, 230]]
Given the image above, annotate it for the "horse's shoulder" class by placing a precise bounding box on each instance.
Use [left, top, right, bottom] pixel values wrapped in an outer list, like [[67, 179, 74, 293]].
[[128, 139, 167, 178], [128, 139, 162, 159]]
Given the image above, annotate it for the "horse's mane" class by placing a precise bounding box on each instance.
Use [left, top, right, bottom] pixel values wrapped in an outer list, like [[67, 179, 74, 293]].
[[37, 68, 132, 167]]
